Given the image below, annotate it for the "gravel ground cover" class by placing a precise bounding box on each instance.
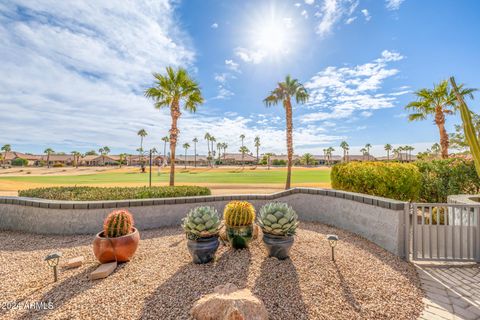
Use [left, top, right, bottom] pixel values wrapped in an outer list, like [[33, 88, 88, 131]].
[[0, 222, 423, 320]]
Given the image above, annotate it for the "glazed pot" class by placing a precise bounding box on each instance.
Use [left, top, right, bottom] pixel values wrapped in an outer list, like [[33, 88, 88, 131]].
[[187, 236, 220, 264], [262, 233, 294, 260], [226, 225, 254, 249], [93, 227, 140, 263]]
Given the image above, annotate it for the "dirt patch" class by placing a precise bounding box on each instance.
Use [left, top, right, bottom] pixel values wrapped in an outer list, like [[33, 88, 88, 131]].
[[0, 222, 423, 319]]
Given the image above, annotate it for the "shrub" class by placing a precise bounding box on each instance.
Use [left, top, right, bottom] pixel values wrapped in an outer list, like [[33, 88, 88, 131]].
[[103, 209, 134, 238], [53, 163, 65, 168], [331, 162, 421, 201], [415, 159, 480, 203], [11, 158, 28, 166], [19, 186, 211, 201], [223, 201, 255, 227]]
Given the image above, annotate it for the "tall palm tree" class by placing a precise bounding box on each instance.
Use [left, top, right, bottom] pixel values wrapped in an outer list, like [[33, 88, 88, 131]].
[[216, 142, 222, 162], [254, 136, 261, 163], [240, 134, 245, 147], [222, 143, 228, 162], [98, 146, 110, 165], [327, 147, 335, 165], [137, 129, 148, 171], [210, 136, 216, 166], [431, 143, 441, 157], [2, 144, 11, 166], [340, 141, 349, 162], [384, 144, 392, 160], [264, 75, 309, 189], [405, 80, 476, 159], [192, 137, 198, 168], [323, 148, 328, 165], [265, 152, 273, 170], [360, 147, 367, 161], [145, 67, 204, 186], [44, 148, 54, 168], [365, 143, 372, 158], [204, 132, 212, 166], [71, 151, 81, 168], [119, 153, 127, 168], [161, 136, 169, 166], [239, 146, 249, 168], [183, 143, 190, 169], [302, 153, 314, 166]]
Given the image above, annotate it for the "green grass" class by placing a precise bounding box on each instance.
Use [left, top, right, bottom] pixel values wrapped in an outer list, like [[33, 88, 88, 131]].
[[0, 168, 331, 185]]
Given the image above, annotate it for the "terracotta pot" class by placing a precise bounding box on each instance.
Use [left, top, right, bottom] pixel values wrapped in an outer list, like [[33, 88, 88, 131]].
[[93, 227, 140, 263]]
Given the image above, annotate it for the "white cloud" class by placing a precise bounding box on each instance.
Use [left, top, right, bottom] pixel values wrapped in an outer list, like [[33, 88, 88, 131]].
[[302, 50, 405, 123], [301, 10, 309, 19], [315, 0, 359, 37], [386, 0, 405, 10], [305, 0, 315, 4], [234, 47, 267, 64], [213, 86, 234, 100], [225, 59, 241, 72], [0, 0, 195, 153], [211, 22, 218, 28], [361, 9, 371, 21], [345, 17, 357, 24], [294, 3, 302, 7]]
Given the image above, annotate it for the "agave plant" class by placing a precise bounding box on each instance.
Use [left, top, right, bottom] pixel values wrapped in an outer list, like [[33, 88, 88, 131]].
[[182, 206, 221, 240], [258, 202, 299, 236]]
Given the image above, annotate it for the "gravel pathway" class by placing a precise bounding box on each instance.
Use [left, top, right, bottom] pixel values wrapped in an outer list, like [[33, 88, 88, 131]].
[[0, 222, 423, 319]]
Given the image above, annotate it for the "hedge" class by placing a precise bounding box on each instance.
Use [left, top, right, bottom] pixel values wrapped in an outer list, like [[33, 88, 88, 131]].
[[18, 186, 211, 201], [11, 158, 28, 166], [331, 162, 422, 201], [415, 159, 480, 203]]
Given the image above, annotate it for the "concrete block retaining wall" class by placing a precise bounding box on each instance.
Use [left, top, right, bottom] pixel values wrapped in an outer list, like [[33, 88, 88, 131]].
[[0, 188, 408, 257]]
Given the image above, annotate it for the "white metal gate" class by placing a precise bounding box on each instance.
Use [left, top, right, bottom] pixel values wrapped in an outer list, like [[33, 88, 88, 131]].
[[408, 203, 480, 261]]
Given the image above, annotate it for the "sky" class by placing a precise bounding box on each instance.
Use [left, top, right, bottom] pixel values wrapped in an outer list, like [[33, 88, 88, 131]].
[[1, 0, 479, 157]]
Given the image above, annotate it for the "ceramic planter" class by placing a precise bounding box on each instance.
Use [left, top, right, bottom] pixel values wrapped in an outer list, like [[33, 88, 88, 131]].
[[93, 227, 140, 263], [187, 236, 220, 264], [262, 233, 294, 260], [226, 224, 254, 249]]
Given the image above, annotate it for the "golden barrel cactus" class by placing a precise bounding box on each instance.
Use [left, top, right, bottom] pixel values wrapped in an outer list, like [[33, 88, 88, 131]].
[[224, 201, 255, 227]]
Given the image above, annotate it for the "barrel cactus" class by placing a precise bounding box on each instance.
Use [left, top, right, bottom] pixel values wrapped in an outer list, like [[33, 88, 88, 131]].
[[103, 209, 134, 238], [224, 201, 255, 227], [182, 206, 221, 240], [258, 202, 298, 236]]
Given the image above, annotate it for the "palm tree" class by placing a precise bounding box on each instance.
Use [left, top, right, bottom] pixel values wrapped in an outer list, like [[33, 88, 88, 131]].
[[264, 75, 309, 189], [204, 132, 212, 166], [431, 143, 441, 157], [216, 142, 223, 162], [240, 134, 245, 147], [137, 129, 148, 171], [183, 143, 190, 169], [71, 151, 81, 168], [302, 153, 314, 166], [161, 136, 169, 166], [222, 143, 228, 162], [384, 144, 392, 160], [360, 148, 367, 161], [119, 153, 127, 168], [327, 147, 335, 164], [265, 152, 273, 170], [365, 143, 372, 158], [254, 136, 261, 163], [340, 141, 349, 162], [192, 137, 198, 168], [405, 80, 476, 159], [210, 136, 216, 166], [145, 67, 204, 186], [2, 144, 11, 166], [322, 148, 328, 165], [44, 148, 54, 168], [98, 146, 110, 165], [239, 146, 249, 168]]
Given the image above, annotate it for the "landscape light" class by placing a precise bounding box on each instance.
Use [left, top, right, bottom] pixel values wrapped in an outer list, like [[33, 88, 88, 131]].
[[45, 252, 62, 282], [326, 235, 339, 261]]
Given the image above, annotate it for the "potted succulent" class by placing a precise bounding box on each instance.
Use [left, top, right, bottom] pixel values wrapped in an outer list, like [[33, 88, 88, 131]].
[[224, 201, 256, 249], [257, 202, 298, 260], [182, 206, 221, 264], [93, 209, 140, 263]]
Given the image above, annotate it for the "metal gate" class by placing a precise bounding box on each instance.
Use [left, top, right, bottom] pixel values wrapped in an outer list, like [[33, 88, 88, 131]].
[[408, 203, 480, 261]]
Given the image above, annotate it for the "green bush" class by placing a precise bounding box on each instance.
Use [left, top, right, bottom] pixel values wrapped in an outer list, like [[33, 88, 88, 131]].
[[272, 159, 286, 166], [331, 162, 421, 201], [53, 163, 65, 168], [415, 159, 480, 203], [11, 158, 28, 166], [19, 186, 211, 201]]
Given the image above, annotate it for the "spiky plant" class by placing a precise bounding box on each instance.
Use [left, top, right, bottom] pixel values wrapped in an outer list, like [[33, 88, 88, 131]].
[[258, 202, 299, 236], [182, 206, 221, 240], [224, 201, 255, 227], [103, 209, 134, 238]]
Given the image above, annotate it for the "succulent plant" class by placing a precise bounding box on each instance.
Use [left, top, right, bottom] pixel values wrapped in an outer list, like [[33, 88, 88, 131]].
[[224, 201, 256, 227], [182, 206, 221, 239], [103, 209, 134, 238], [257, 202, 298, 236]]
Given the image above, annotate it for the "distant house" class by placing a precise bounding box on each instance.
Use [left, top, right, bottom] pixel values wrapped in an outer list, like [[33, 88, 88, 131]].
[[175, 155, 209, 166], [37, 154, 74, 166], [2, 151, 41, 166], [313, 155, 342, 165], [377, 153, 417, 162], [344, 154, 377, 162], [221, 153, 257, 165]]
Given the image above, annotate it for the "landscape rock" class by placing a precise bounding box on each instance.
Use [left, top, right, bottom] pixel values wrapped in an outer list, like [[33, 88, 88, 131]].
[[191, 283, 268, 320]]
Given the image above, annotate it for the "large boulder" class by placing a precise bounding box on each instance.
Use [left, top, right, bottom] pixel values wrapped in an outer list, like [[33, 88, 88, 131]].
[[191, 283, 268, 320]]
